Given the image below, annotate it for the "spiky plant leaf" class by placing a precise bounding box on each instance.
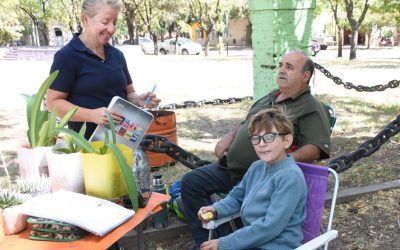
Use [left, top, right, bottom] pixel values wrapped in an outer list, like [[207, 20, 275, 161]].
[[108, 144, 138, 211]]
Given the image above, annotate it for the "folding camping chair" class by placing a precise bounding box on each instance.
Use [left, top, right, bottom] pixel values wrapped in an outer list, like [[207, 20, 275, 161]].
[[203, 162, 339, 250]]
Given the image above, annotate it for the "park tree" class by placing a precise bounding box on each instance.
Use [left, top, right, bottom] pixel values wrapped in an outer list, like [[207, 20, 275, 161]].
[[187, 0, 227, 56], [58, 0, 82, 35], [0, 0, 23, 45], [125, 0, 174, 55], [344, 0, 370, 60], [324, 0, 347, 57], [121, 0, 140, 45]]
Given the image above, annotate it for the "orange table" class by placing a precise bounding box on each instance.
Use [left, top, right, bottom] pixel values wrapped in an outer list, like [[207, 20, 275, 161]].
[[1, 192, 170, 250]]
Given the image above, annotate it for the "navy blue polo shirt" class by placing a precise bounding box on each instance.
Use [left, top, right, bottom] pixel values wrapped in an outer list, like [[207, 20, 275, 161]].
[[50, 34, 132, 138]]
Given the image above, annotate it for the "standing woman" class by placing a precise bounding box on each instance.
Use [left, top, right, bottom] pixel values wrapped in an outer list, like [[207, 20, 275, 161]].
[[47, 0, 160, 139]]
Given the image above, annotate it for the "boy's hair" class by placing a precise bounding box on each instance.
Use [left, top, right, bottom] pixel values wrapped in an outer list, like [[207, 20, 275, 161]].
[[248, 106, 294, 136]]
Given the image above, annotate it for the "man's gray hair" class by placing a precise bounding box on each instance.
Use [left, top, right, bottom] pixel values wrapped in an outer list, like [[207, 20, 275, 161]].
[[82, 0, 121, 17]]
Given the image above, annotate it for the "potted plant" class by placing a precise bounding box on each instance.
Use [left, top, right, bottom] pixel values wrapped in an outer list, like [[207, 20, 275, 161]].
[[0, 190, 30, 235], [46, 124, 87, 194], [0, 151, 30, 236], [18, 70, 78, 179], [56, 112, 139, 210]]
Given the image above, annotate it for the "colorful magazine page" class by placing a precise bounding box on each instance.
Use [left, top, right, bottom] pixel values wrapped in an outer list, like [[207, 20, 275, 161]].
[[89, 96, 154, 151]]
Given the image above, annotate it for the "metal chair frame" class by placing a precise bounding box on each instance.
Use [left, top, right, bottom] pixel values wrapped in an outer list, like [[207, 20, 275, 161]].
[[203, 163, 339, 250]]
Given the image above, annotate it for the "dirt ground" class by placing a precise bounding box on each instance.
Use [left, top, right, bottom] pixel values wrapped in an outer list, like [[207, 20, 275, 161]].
[[0, 47, 399, 249]]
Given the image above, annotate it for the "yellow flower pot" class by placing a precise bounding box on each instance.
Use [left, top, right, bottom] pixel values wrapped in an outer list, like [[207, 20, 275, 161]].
[[80, 142, 133, 200]]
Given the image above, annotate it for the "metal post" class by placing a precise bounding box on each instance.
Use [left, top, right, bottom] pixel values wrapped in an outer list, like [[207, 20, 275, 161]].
[[136, 223, 145, 250]]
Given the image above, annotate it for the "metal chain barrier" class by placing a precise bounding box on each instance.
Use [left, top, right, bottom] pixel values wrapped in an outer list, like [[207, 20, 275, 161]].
[[157, 96, 253, 110], [314, 63, 399, 92], [140, 63, 399, 173], [328, 114, 400, 173], [141, 134, 211, 169], [141, 115, 400, 171]]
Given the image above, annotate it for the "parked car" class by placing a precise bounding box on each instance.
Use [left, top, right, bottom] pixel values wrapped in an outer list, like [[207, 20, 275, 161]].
[[312, 34, 335, 50], [139, 37, 155, 54], [122, 37, 155, 54], [311, 40, 321, 56], [159, 38, 202, 55]]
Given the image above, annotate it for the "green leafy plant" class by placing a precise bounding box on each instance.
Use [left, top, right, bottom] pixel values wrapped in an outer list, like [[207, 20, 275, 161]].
[[0, 190, 29, 209], [56, 111, 138, 210], [22, 70, 78, 147], [54, 123, 87, 154]]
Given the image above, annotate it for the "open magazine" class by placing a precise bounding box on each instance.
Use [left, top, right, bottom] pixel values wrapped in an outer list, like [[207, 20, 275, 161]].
[[89, 96, 154, 151], [20, 190, 135, 236]]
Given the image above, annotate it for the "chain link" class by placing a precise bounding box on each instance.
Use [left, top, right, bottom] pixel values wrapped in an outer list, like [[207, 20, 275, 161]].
[[140, 64, 399, 173], [314, 63, 399, 92], [328, 114, 400, 173], [156, 96, 253, 110], [141, 134, 211, 169]]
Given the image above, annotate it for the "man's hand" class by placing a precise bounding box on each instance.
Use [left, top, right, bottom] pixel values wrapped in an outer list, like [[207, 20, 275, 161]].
[[214, 125, 241, 159], [200, 239, 218, 250], [197, 206, 216, 223]]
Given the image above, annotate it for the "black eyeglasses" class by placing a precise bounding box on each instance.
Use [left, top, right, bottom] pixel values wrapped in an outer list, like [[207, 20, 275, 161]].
[[249, 133, 288, 145]]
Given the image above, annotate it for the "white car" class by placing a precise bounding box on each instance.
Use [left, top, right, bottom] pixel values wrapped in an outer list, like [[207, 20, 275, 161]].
[[139, 37, 155, 54], [159, 38, 202, 55], [123, 37, 154, 54]]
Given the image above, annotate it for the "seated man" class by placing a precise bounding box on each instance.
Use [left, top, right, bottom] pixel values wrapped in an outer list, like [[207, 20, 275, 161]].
[[198, 107, 307, 250], [181, 50, 331, 250]]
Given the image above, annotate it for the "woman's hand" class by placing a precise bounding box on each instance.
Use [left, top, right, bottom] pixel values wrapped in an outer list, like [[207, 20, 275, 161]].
[[200, 239, 218, 250], [136, 92, 161, 108], [90, 107, 122, 125], [198, 206, 216, 223]]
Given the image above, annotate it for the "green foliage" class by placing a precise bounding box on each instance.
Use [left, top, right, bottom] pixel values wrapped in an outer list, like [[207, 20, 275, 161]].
[[54, 123, 87, 154], [108, 144, 138, 211], [22, 71, 78, 147], [0, 190, 28, 209], [56, 111, 117, 155]]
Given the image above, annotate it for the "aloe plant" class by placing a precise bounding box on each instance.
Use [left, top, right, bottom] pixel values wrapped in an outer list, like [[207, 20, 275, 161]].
[[22, 70, 78, 147], [0, 190, 28, 209]]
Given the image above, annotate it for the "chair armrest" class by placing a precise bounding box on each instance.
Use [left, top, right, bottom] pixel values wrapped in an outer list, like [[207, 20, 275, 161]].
[[295, 230, 338, 250], [202, 212, 240, 230]]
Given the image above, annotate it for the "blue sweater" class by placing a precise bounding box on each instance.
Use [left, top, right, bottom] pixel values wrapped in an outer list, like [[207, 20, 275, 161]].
[[212, 156, 307, 250]]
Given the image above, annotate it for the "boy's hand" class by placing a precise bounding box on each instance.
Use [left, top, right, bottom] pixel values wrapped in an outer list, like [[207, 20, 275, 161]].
[[200, 239, 218, 250], [198, 206, 216, 223]]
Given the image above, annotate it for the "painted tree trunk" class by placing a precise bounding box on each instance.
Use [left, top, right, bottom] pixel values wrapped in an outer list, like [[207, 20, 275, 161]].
[[249, 0, 315, 101]]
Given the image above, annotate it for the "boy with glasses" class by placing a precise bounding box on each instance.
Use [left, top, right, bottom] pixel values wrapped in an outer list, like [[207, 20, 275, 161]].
[[198, 107, 307, 250]]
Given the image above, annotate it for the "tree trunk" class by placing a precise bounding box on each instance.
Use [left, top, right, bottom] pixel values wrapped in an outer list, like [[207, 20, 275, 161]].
[[366, 31, 371, 49], [337, 29, 342, 57], [204, 27, 213, 57], [38, 22, 49, 46], [349, 28, 358, 60], [151, 32, 159, 55]]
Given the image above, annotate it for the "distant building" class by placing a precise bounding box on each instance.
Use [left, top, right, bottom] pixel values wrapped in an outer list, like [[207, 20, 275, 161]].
[[191, 18, 252, 47]]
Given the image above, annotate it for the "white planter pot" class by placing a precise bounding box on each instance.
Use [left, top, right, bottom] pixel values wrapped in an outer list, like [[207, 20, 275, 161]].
[[1, 205, 28, 235], [47, 151, 85, 194], [17, 146, 51, 179]]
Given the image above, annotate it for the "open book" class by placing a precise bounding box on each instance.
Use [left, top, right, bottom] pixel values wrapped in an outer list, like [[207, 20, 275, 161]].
[[20, 190, 135, 236], [89, 96, 154, 151]]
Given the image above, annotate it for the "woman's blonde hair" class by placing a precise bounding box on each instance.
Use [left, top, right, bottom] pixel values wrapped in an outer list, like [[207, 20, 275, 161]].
[[248, 106, 294, 136], [82, 0, 121, 17]]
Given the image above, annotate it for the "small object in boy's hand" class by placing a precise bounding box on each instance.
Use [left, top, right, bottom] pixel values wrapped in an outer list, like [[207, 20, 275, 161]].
[[201, 211, 214, 220]]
